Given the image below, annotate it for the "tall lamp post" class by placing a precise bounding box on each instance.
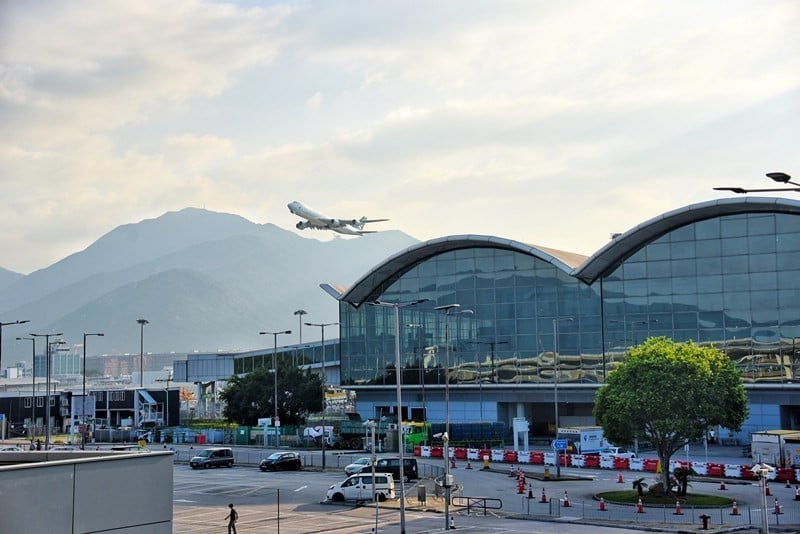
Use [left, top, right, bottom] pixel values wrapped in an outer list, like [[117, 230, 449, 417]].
[[552, 317, 574, 479], [82, 332, 104, 449], [1, 319, 30, 375], [259, 329, 292, 448], [305, 321, 338, 470], [30, 332, 63, 450], [371, 299, 427, 534], [293, 310, 307, 366], [434, 304, 473, 531], [137, 319, 148, 388], [17, 337, 35, 444], [406, 323, 427, 423]]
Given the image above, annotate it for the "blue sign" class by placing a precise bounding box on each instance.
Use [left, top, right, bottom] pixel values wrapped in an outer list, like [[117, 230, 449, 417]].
[[551, 439, 568, 450]]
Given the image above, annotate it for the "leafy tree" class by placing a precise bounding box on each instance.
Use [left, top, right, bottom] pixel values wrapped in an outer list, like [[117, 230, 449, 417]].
[[221, 358, 323, 426], [594, 337, 748, 493]]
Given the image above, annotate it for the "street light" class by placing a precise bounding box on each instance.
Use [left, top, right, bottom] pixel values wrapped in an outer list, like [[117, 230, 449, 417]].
[[30, 332, 63, 450], [434, 303, 473, 531], [552, 317, 574, 480], [293, 310, 307, 366], [406, 323, 427, 424], [305, 321, 338, 470], [370, 299, 427, 534], [17, 337, 35, 444], [259, 329, 292, 448], [137, 319, 148, 388], [714, 171, 800, 194], [81, 332, 104, 449], [1, 319, 30, 374], [751, 463, 775, 534]]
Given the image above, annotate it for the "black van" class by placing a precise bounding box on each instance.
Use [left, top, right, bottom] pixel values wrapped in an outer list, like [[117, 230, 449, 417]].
[[374, 457, 418, 482]]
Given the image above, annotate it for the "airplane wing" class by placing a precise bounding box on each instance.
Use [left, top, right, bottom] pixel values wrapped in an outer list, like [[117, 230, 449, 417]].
[[360, 219, 390, 223]]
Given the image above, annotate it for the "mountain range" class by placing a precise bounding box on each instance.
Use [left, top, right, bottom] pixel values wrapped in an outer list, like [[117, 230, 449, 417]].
[[0, 208, 419, 362]]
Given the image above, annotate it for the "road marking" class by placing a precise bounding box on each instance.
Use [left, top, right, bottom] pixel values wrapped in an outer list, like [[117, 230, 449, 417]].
[[174, 499, 195, 503], [295, 485, 308, 492]]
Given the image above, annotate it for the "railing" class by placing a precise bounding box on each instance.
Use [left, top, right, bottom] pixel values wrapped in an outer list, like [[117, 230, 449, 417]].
[[452, 496, 502, 515]]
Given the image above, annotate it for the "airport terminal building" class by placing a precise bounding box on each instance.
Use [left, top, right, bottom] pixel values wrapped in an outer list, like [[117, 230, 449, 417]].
[[318, 197, 800, 444]]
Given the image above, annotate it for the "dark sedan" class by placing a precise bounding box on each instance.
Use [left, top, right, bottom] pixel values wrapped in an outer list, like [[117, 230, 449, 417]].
[[259, 451, 302, 471]]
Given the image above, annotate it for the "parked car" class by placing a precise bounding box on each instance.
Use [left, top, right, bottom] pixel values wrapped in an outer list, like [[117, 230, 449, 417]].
[[599, 446, 636, 459], [326, 472, 395, 503], [50, 445, 77, 451], [259, 451, 302, 471], [190, 447, 234, 469], [0, 445, 23, 451], [374, 457, 418, 482], [344, 456, 373, 475]]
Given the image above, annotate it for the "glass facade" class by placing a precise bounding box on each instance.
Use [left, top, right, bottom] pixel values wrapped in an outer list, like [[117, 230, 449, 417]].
[[339, 210, 800, 387]]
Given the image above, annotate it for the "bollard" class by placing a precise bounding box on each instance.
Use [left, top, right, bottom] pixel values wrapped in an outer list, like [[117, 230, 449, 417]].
[[543, 467, 550, 480], [699, 513, 711, 530], [482, 455, 489, 470]]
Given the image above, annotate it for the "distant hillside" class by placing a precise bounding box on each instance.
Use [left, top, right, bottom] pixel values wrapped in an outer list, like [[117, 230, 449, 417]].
[[0, 209, 419, 360], [0, 267, 23, 293]]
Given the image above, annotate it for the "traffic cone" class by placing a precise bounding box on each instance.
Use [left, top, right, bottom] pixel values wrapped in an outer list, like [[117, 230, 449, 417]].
[[730, 500, 740, 516], [787, 478, 792, 489], [517, 477, 525, 494], [719, 479, 727, 490], [466, 459, 472, 470], [527, 483, 533, 499], [636, 497, 644, 513], [766, 481, 772, 496], [450, 516, 456, 529], [773, 497, 783, 515], [795, 486, 800, 501], [509, 465, 515, 477], [451, 458, 456, 469], [563, 490, 570, 507], [673, 499, 683, 515], [598, 497, 607, 511], [617, 472, 624, 483], [540, 487, 548, 503]]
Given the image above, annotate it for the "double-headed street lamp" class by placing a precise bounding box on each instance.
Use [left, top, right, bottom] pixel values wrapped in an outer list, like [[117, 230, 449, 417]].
[[293, 310, 307, 366], [305, 321, 338, 470], [30, 332, 63, 450], [16, 337, 35, 443], [82, 332, 104, 449], [137, 319, 148, 388], [434, 304, 473, 531], [259, 329, 292, 448], [371, 299, 427, 534], [1, 319, 30, 373]]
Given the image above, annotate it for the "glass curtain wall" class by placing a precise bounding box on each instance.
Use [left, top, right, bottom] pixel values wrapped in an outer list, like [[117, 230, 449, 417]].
[[339, 247, 602, 386]]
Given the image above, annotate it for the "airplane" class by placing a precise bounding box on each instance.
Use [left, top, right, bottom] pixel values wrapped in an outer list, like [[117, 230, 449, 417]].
[[287, 201, 389, 236]]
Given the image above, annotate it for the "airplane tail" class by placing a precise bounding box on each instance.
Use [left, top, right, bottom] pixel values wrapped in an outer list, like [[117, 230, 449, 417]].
[[356, 216, 390, 229]]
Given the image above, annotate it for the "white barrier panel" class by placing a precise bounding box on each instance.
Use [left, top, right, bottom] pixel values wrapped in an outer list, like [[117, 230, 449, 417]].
[[725, 464, 742, 478], [629, 457, 644, 471], [518, 451, 531, 463], [421, 446, 431, 458], [467, 448, 480, 460], [491, 449, 505, 462], [544, 452, 556, 465], [571, 454, 585, 468], [767, 469, 778, 480], [692, 462, 708, 476], [599, 455, 615, 469]]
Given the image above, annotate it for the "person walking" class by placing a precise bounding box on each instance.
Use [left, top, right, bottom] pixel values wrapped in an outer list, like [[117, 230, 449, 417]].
[[225, 503, 238, 534]]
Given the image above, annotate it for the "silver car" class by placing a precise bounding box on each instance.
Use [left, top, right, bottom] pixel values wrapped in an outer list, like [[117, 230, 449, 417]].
[[344, 456, 373, 475]]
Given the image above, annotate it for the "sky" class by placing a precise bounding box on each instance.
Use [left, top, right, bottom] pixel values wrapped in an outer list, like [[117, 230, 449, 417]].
[[1, 0, 798, 275]]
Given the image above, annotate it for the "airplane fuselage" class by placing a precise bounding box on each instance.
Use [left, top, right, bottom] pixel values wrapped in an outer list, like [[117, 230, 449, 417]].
[[288, 201, 383, 235]]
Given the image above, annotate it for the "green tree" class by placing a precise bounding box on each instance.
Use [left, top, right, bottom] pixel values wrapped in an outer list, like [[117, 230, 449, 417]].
[[221, 358, 323, 426], [594, 337, 748, 493]]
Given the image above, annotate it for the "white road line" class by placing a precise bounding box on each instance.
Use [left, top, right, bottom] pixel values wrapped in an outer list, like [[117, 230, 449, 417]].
[[295, 485, 308, 492]]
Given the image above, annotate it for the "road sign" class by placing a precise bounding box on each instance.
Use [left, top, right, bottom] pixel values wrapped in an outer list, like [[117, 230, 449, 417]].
[[552, 439, 568, 450]]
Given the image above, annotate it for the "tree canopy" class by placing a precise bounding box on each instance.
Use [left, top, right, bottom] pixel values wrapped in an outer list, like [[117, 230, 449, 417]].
[[594, 337, 748, 492], [220, 359, 323, 426]]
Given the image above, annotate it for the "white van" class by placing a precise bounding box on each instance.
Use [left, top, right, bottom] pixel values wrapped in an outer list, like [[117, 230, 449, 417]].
[[326, 472, 395, 503]]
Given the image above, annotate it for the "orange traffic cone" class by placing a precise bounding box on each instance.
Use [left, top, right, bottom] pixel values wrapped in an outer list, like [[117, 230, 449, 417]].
[[527, 483, 533, 499], [636, 497, 644, 513], [509, 465, 515, 477], [617, 473, 624, 483], [563, 490, 570, 507], [451, 458, 456, 469], [774, 498, 783, 514], [719, 479, 727, 490], [466, 460, 472, 470], [517, 476, 526, 494], [766, 481, 772, 496], [731, 500, 740, 516], [673, 499, 683, 515], [598, 497, 607, 511], [540, 487, 548, 503]]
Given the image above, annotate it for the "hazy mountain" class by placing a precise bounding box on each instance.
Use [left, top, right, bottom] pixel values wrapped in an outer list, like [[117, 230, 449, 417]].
[[0, 267, 23, 293], [0, 209, 419, 361]]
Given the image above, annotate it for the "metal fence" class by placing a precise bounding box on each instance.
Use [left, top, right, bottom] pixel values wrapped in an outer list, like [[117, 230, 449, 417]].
[[508, 494, 800, 529]]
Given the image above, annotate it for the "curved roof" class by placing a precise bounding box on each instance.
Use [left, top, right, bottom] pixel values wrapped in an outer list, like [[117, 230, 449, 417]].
[[338, 235, 586, 306], [573, 196, 800, 283]]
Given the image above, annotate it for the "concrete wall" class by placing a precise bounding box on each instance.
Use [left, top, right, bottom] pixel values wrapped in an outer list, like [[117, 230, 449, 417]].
[[0, 451, 173, 533]]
